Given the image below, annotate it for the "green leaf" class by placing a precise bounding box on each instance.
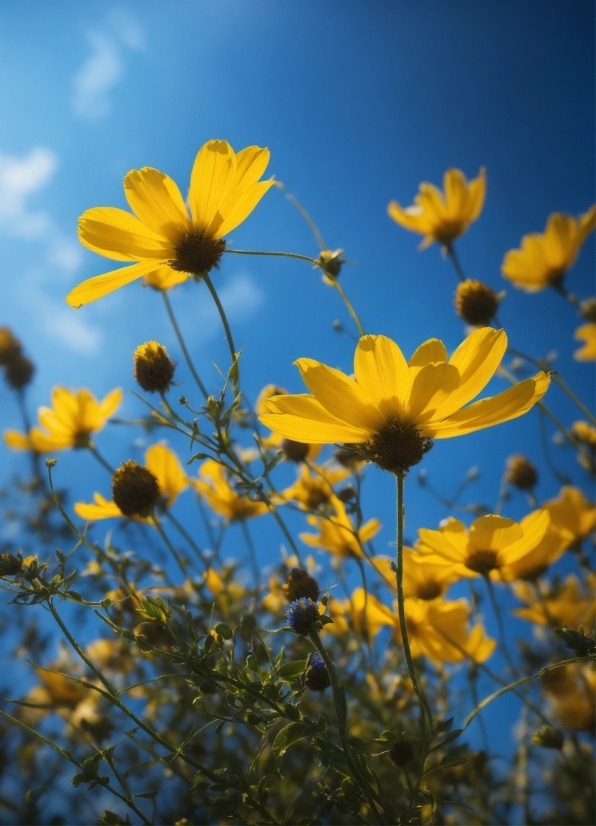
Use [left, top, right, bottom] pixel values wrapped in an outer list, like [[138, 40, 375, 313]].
[[272, 722, 312, 758], [318, 615, 335, 626], [435, 716, 454, 734], [277, 660, 307, 681]]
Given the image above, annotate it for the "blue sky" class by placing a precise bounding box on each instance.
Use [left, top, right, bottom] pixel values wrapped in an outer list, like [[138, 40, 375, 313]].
[[0, 0, 594, 764]]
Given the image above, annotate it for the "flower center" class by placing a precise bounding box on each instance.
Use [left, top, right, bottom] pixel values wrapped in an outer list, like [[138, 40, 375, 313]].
[[357, 418, 433, 475], [466, 549, 500, 575], [73, 430, 91, 449], [168, 231, 226, 275], [416, 580, 442, 600], [112, 460, 160, 517]]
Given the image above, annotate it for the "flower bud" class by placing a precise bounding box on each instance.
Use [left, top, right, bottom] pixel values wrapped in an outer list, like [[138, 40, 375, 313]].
[[305, 654, 331, 691], [283, 568, 320, 602], [133, 341, 175, 394], [317, 249, 345, 281], [4, 355, 35, 389], [389, 740, 414, 766], [505, 454, 538, 490], [0, 327, 22, 366], [112, 460, 160, 517], [532, 725, 564, 750], [455, 279, 500, 326]]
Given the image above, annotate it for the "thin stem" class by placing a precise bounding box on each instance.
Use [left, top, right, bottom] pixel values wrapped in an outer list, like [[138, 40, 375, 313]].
[[16, 388, 40, 481], [395, 473, 433, 735], [201, 272, 238, 386], [88, 443, 114, 474], [285, 192, 327, 250], [150, 514, 188, 578], [507, 346, 596, 427], [329, 276, 365, 337], [446, 244, 466, 282], [165, 510, 208, 568], [240, 519, 260, 601], [483, 574, 517, 677], [162, 291, 209, 399]]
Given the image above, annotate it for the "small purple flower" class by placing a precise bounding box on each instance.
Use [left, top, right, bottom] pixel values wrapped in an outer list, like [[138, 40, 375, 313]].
[[286, 597, 320, 635]]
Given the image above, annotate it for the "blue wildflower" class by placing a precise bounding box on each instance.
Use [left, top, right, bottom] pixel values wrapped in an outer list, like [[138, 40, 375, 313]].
[[305, 653, 331, 691], [286, 597, 320, 635]]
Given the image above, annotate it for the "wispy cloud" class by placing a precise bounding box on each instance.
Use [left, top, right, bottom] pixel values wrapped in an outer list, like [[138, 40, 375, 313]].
[[72, 7, 144, 120], [0, 147, 57, 237], [25, 289, 103, 356]]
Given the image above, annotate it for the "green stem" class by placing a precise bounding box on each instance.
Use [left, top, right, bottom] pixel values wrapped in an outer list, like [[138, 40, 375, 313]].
[[162, 291, 209, 399], [165, 510, 208, 568], [395, 473, 433, 736], [329, 276, 365, 337], [150, 514, 188, 578], [446, 244, 466, 282], [88, 443, 114, 474], [201, 271, 239, 388], [483, 574, 517, 677], [240, 519, 260, 603], [507, 346, 596, 427]]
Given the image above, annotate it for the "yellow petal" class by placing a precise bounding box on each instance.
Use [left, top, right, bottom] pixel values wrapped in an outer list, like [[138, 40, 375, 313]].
[[124, 167, 190, 243], [466, 168, 486, 222], [500, 509, 550, 565], [189, 140, 236, 232], [29, 428, 73, 451], [66, 259, 160, 307], [406, 362, 459, 422], [212, 180, 275, 238], [437, 327, 507, 418], [501, 235, 550, 292], [387, 201, 425, 233], [260, 394, 370, 443], [468, 515, 522, 553], [295, 358, 385, 432], [543, 213, 577, 269], [98, 388, 124, 420], [74, 493, 124, 521], [3, 429, 32, 450], [408, 339, 448, 370], [353, 335, 410, 419], [417, 519, 468, 563], [143, 265, 191, 291], [424, 371, 550, 439], [145, 443, 188, 506], [578, 204, 596, 244], [78, 207, 173, 261], [443, 169, 467, 218]]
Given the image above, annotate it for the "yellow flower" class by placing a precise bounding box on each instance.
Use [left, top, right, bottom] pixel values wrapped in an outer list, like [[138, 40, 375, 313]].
[[402, 548, 459, 599], [300, 495, 381, 559], [571, 421, 596, 448], [574, 323, 596, 361], [204, 566, 245, 602], [4, 386, 122, 453], [544, 486, 596, 546], [256, 384, 320, 461], [416, 510, 551, 581], [388, 168, 486, 249], [498, 526, 572, 582], [74, 442, 188, 521], [512, 574, 596, 629], [501, 207, 596, 292], [66, 140, 274, 307], [346, 590, 495, 665], [276, 462, 349, 511], [192, 458, 268, 521], [543, 663, 596, 732], [259, 329, 550, 475]]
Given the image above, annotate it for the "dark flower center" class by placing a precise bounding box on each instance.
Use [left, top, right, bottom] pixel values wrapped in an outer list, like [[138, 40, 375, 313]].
[[466, 550, 500, 574], [416, 580, 442, 600], [357, 418, 433, 475], [168, 231, 226, 275]]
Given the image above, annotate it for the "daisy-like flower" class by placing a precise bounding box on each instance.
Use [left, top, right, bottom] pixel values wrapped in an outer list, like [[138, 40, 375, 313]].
[[388, 168, 486, 249], [259, 328, 550, 476], [574, 323, 596, 361], [501, 207, 596, 293], [276, 462, 349, 511], [300, 495, 381, 559], [192, 458, 268, 521], [74, 443, 188, 521], [4, 386, 122, 453], [512, 573, 596, 629], [347, 589, 496, 665], [416, 510, 552, 581], [66, 140, 274, 307], [256, 384, 320, 462], [544, 486, 596, 546]]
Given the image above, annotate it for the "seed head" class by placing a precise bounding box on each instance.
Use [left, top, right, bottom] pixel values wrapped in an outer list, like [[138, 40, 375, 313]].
[[5, 355, 35, 389], [455, 279, 500, 326], [134, 341, 175, 394], [168, 230, 226, 275], [505, 454, 538, 490], [112, 460, 160, 517], [283, 568, 320, 602]]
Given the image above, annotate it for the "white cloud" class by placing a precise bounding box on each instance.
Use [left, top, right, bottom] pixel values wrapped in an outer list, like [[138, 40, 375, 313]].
[[0, 147, 57, 237], [72, 8, 144, 120], [48, 234, 84, 273], [24, 289, 104, 356]]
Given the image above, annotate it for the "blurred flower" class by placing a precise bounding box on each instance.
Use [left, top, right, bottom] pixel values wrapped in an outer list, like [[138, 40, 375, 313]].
[[259, 329, 550, 475], [317, 248, 346, 284], [204, 566, 245, 603], [0, 327, 23, 366], [3, 355, 35, 389], [574, 323, 596, 361], [305, 654, 331, 691], [571, 421, 596, 448], [454, 279, 502, 327], [111, 460, 161, 518], [74, 443, 188, 521], [505, 454, 538, 491], [416, 510, 551, 581], [301, 495, 380, 559], [134, 341, 175, 393], [192, 458, 268, 521], [4, 386, 122, 452], [501, 207, 596, 292], [544, 486, 596, 546], [402, 548, 459, 599], [276, 462, 349, 511], [388, 168, 486, 249], [256, 384, 320, 460], [67, 140, 274, 306], [542, 663, 596, 732], [512, 573, 596, 628]]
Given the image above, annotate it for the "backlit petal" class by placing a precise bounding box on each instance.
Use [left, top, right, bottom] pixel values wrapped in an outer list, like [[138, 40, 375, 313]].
[[189, 140, 236, 232], [406, 362, 459, 422], [145, 443, 188, 506], [387, 201, 425, 233], [260, 394, 370, 443], [468, 515, 522, 553], [98, 388, 124, 420], [124, 167, 190, 243], [444, 169, 467, 218], [3, 430, 32, 450], [78, 207, 173, 261], [408, 339, 448, 370], [466, 168, 486, 222], [500, 509, 550, 564], [295, 359, 385, 431], [354, 335, 410, 419], [66, 259, 160, 307], [74, 493, 124, 521], [213, 180, 275, 238]]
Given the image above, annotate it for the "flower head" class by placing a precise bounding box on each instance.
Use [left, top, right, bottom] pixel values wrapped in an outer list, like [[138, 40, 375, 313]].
[[259, 329, 550, 475], [67, 140, 274, 307], [74, 443, 188, 521], [112, 460, 160, 517], [192, 458, 268, 521], [301, 496, 381, 559], [454, 280, 501, 327], [544, 486, 596, 546], [305, 654, 331, 691], [134, 341, 175, 393], [0, 327, 22, 366], [286, 598, 321, 635], [277, 462, 349, 512], [505, 454, 538, 491], [501, 207, 596, 292], [417, 510, 552, 581], [512, 574, 596, 628], [4, 386, 122, 453], [388, 168, 486, 249], [574, 323, 596, 361]]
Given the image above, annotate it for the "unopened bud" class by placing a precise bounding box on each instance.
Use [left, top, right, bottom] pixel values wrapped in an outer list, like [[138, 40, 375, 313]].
[[505, 454, 538, 490], [455, 279, 501, 326], [133, 341, 175, 394], [0, 327, 22, 366], [5, 355, 35, 389], [389, 740, 414, 766], [532, 725, 564, 750]]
